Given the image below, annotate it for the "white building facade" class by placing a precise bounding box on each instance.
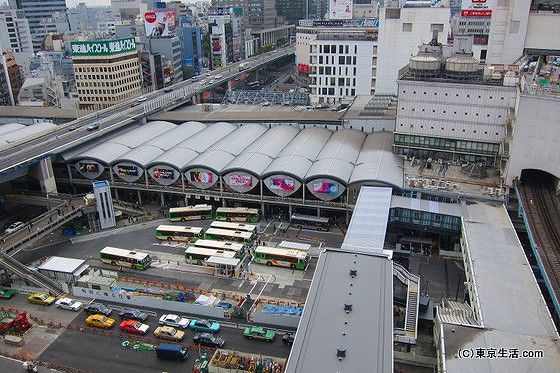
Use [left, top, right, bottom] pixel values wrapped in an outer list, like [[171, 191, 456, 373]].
[[376, 5, 451, 95]]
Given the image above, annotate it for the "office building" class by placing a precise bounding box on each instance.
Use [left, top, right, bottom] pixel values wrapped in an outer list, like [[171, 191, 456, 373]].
[[71, 37, 142, 110], [8, 0, 69, 51]]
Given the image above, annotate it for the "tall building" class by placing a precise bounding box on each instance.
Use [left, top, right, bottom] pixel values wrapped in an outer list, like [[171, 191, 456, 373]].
[[393, 36, 517, 173], [0, 9, 34, 54], [0, 52, 22, 105], [71, 37, 142, 110], [376, 3, 451, 95], [111, 0, 149, 23], [8, 0, 69, 51], [177, 23, 203, 75]]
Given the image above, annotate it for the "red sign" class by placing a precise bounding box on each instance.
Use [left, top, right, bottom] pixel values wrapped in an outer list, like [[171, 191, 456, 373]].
[[145, 12, 157, 23], [461, 10, 492, 16]]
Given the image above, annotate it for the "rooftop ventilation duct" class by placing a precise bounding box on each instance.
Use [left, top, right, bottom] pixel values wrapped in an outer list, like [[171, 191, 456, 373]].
[[349, 268, 357, 278], [337, 347, 347, 360], [344, 303, 353, 313]]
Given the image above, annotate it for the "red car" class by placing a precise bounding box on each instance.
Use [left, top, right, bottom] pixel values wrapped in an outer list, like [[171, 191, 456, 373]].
[[118, 319, 149, 335]]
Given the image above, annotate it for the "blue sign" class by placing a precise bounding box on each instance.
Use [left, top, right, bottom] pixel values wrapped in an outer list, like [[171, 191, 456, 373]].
[[185, 56, 194, 66]]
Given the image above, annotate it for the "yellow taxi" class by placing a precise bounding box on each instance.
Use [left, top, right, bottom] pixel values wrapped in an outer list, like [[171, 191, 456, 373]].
[[27, 293, 55, 306], [154, 326, 185, 342], [85, 314, 116, 329]]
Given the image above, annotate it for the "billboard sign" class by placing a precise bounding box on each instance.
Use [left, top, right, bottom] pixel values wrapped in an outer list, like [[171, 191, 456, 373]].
[[313, 182, 339, 195], [190, 171, 213, 183], [144, 10, 177, 37], [71, 37, 136, 56], [116, 165, 138, 177], [329, 0, 353, 20], [270, 178, 295, 191], [152, 168, 174, 179], [78, 162, 99, 173], [461, 0, 493, 17], [229, 174, 252, 187]]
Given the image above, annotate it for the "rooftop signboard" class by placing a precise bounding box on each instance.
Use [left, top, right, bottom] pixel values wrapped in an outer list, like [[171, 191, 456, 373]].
[[71, 37, 137, 57]]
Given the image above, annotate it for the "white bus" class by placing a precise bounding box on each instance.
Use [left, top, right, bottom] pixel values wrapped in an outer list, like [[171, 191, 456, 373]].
[[184, 246, 236, 266], [193, 239, 244, 256], [99, 246, 151, 270], [155, 225, 204, 243], [168, 204, 214, 222], [203, 228, 255, 247], [210, 221, 257, 236], [253, 246, 309, 270], [290, 213, 331, 231], [215, 207, 260, 222]]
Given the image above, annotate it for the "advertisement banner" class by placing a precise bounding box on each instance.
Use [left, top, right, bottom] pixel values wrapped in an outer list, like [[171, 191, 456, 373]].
[[329, 0, 353, 20], [191, 171, 213, 183], [116, 165, 138, 177], [144, 10, 177, 37], [270, 178, 295, 191], [71, 38, 136, 56], [461, 0, 493, 17], [313, 182, 339, 195], [153, 168, 174, 179], [229, 174, 252, 187], [78, 162, 99, 173]]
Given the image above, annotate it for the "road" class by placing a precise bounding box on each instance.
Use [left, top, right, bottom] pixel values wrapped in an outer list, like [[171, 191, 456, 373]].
[[0, 46, 296, 176]]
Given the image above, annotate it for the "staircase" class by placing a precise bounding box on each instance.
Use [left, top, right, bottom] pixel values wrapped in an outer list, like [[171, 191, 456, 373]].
[[393, 263, 420, 344], [0, 252, 63, 297]]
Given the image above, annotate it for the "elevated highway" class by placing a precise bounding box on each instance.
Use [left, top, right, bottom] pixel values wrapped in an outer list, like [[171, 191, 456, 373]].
[[0, 46, 295, 177]]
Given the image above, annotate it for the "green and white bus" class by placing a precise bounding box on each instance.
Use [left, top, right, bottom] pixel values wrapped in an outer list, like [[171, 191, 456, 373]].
[[193, 239, 245, 258], [209, 221, 257, 238], [168, 204, 214, 222], [203, 228, 255, 247], [253, 246, 309, 270], [184, 246, 236, 266], [215, 207, 260, 222], [155, 225, 204, 243], [99, 246, 151, 270]]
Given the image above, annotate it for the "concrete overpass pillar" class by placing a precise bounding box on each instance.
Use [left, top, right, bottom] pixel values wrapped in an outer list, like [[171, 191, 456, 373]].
[[288, 204, 292, 217], [30, 158, 58, 196], [137, 190, 142, 205], [227, 80, 232, 91], [160, 192, 165, 208]]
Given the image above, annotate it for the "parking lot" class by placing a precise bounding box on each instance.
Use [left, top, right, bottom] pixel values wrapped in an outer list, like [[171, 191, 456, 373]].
[[2, 216, 345, 371]]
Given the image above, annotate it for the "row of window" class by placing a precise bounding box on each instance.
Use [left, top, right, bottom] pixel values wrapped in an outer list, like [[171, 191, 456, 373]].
[[399, 123, 501, 137], [394, 134, 500, 155], [402, 107, 505, 119], [393, 147, 494, 166], [315, 87, 357, 96], [75, 70, 139, 81], [401, 89, 509, 101], [75, 62, 137, 73], [313, 76, 357, 87], [77, 76, 139, 87], [320, 44, 358, 54]]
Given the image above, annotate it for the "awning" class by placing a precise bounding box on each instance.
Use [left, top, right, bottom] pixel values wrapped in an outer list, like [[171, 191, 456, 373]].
[[206, 257, 240, 266]]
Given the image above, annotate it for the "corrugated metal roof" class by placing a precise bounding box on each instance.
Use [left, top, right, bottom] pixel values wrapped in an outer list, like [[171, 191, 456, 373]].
[[263, 155, 313, 180], [0, 123, 26, 136], [3, 122, 57, 144], [147, 121, 207, 151], [341, 186, 392, 252], [241, 125, 300, 156], [221, 151, 274, 176], [349, 132, 404, 188], [305, 158, 355, 183]]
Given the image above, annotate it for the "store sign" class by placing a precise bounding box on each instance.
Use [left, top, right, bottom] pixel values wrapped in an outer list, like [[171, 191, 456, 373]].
[[153, 168, 174, 179], [270, 178, 295, 191], [313, 182, 339, 195], [71, 37, 136, 56], [461, 0, 493, 17], [191, 171, 213, 183], [78, 162, 99, 173], [116, 165, 138, 177], [229, 174, 252, 187]]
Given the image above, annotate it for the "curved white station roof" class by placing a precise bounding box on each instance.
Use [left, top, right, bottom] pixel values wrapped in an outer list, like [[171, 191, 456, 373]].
[[2, 122, 57, 147], [0, 123, 26, 136], [188, 124, 268, 173], [68, 121, 176, 165], [148, 122, 237, 170], [115, 121, 208, 167], [67, 121, 404, 189], [263, 127, 332, 180], [305, 129, 366, 182], [350, 132, 404, 188]]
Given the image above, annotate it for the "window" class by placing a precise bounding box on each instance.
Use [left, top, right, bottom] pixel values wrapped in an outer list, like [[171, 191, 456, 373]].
[[403, 23, 412, 32]]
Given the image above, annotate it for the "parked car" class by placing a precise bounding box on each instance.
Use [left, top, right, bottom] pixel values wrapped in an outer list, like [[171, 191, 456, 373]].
[[243, 326, 275, 342], [189, 319, 220, 333], [159, 314, 190, 329], [27, 293, 55, 306], [282, 332, 295, 346], [154, 326, 185, 342], [192, 332, 225, 348], [85, 314, 115, 329], [83, 302, 112, 316], [0, 287, 15, 299], [119, 308, 148, 322], [119, 320, 149, 335], [137, 95, 147, 102], [4, 221, 24, 235], [55, 298, 83, 311], [155, 343, 189, 361]]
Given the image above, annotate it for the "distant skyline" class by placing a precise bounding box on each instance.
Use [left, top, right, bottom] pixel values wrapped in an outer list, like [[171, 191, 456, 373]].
[[0, 0, 112, 8]]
